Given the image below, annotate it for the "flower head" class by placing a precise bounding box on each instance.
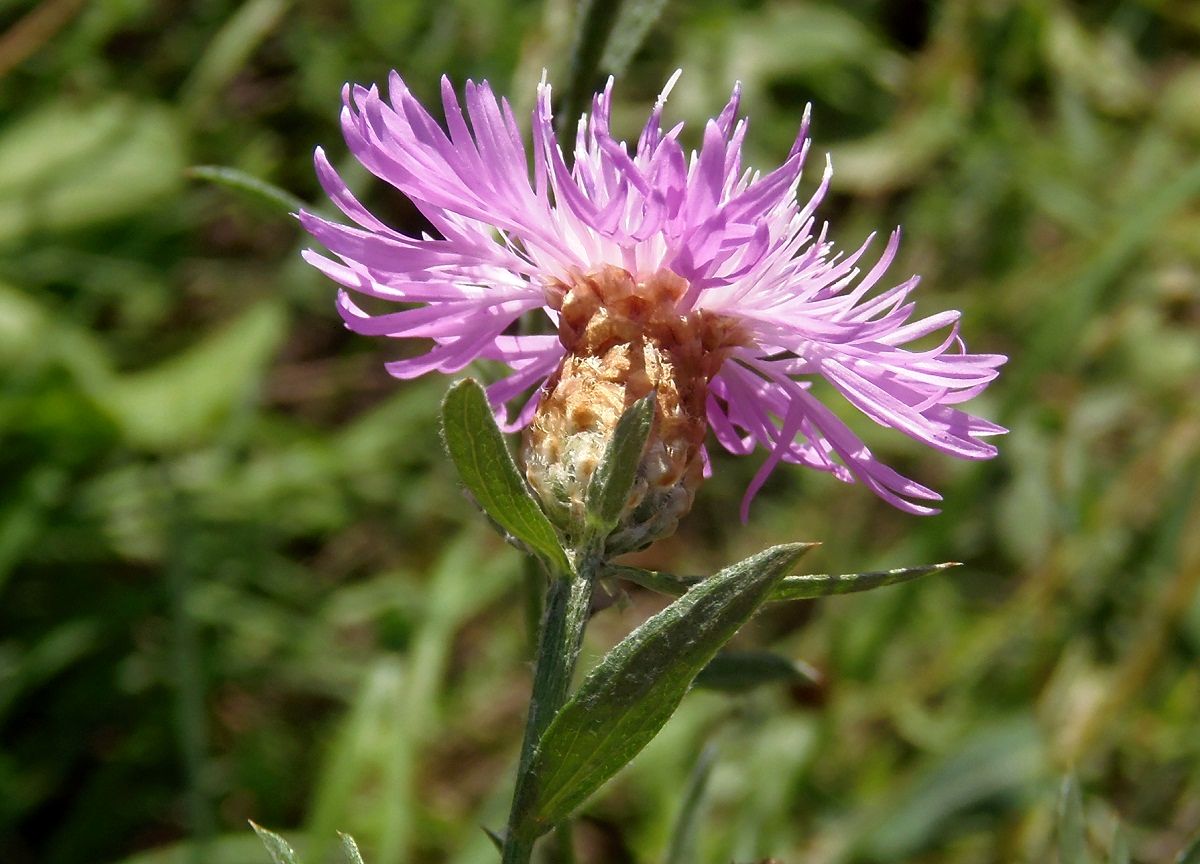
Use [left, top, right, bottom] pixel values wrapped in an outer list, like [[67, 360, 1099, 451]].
[[301, 71, 1005, 524]]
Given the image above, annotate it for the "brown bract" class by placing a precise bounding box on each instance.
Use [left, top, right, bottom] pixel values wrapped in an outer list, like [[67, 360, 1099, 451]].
[[523, 266, 748, 552]]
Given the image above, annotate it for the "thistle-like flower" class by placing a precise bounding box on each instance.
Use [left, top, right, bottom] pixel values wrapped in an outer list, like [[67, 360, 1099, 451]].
[[301, 71, 1004, 542]]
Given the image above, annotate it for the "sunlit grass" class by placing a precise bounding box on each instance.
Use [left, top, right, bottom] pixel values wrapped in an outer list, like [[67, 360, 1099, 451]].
[[2, 1, 1198, 862]]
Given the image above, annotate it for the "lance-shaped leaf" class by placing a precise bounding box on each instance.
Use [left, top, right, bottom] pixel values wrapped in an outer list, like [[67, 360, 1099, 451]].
[[771, 562, 959, 600], [664, 742, 719, 864], [1178, 829, 1200, 864], [338, 833, 365, 864], [601, 0, 672, 76], [482, 826, 505, 853], [694, 650, 821, 694], [585, 392, 655, 537], [250, 822, 302, 864], [606, 561, 957, 602], [441, 379, 570, 573], [1057, 776, 1085, 864], [510, 542, 815, 838], [187, 164, 307, 214], [1110, 825, 1131, 864]]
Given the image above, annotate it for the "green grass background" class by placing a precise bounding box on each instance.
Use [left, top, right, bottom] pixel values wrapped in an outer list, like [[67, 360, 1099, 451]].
[[2, 0, 1198, 862]]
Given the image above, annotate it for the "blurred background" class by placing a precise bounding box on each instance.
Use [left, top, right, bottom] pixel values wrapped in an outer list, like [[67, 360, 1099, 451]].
[[2, 0, 1199, 862]]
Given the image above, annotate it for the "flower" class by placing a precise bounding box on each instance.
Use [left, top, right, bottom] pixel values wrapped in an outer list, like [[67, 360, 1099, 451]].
[[301, 71, 1005, 523]]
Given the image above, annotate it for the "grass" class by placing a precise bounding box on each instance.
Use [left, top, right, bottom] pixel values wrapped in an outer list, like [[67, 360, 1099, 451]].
[[1, 0, 1198, 862]]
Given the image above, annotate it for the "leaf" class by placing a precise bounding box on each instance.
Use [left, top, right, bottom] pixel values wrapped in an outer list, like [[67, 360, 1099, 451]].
[[585, 392, 655, 537], [664, 743, 718, 864], [180, 0, 290, 118], [1177, 828, 1200, 864], [1109, 824, 1130, 864], [111, 834, 275, 864], [94, 301, 287, 450], [600, 0, 671, 76], [0, 618, 100, 721], [250, 822, 301, 864], [511, 542, 815, 838], [607, 561, 955, 602], [303, 659, 406, 864], [0, 281, 50, 363], [828, 105, 962, 195], [859, 716, 1043, 860], [482, 826, 505, 853], [440, 379, 570, 573], [0, 97, 184, 246], [770, 562, 959, 601], [187, 165, 307, 214], [602, 564, 696, 596], [1059, 775, 1085, 864], [338, 833, 364, 864], [306, 535, 513, 864], [1007, 155, 1200, 410], [0, 292, 284, 451], [694, 650, 820, 694]]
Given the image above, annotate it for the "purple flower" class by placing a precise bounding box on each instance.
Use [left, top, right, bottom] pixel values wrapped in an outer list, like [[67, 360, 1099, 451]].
[[301, 71, 1005, 519]]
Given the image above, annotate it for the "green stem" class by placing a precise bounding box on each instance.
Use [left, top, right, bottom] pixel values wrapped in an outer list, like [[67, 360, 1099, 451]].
[[556, 0, 624, 151], [502, 554, 598, 864], [554, 821, 577, 864], [164, 475, 214, 864]]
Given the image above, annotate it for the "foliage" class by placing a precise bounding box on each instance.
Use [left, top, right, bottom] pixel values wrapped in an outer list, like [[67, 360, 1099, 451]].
[[2, 0, 1199, 863]]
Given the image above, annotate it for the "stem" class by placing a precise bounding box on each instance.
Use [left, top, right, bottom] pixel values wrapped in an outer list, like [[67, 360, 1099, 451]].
[[556, 0, 624, 152], [164, 475, 214, 864], [554, 821, 577, 864], [521, 554, 545, 655], [502, 553, 599, 863]]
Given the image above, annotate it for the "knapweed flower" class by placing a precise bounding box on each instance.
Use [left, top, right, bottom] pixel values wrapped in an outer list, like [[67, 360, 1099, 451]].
[[301, 71, 1004, 543]]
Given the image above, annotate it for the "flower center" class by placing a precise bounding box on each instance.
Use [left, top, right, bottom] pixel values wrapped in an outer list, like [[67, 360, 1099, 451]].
[[545, 265, 748, 428], [523, 266, 748, 552]]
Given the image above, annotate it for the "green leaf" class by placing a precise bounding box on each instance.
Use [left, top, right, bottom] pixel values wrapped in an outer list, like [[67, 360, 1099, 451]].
[[1109, 824, 1130, 864], [0, 618, 100, 720], [338, 833, 364, 864], [859, 716, 1043, 860], [664, 743, 718, 864], [304, 537, 517, 864], [512, 542, 815, 837], [250, 822, 301, 864], [600, 0, 671, 76], [585, 392, 655, 537], [180, 0, 290, 119], [1177, 829, 1200, 864], [94, 301, 287, 451], [303, 659, 406, 864], [0, 291, 285, 451], [1058, 775, 1085, 864], [602, 564, 696, 597], [694, 650, 820, 694], [113, 835, 277, 864], [440, 379, 570, 573], [482, 826, 505, 853], [770, 562, 959, 601], [607, 561, 955, 602], [0, 97, 184, 246], [187, 165, 307, 214]]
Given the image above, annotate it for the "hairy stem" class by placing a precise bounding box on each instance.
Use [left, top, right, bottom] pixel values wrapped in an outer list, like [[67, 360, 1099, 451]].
[[502, 553, 598, 863]]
